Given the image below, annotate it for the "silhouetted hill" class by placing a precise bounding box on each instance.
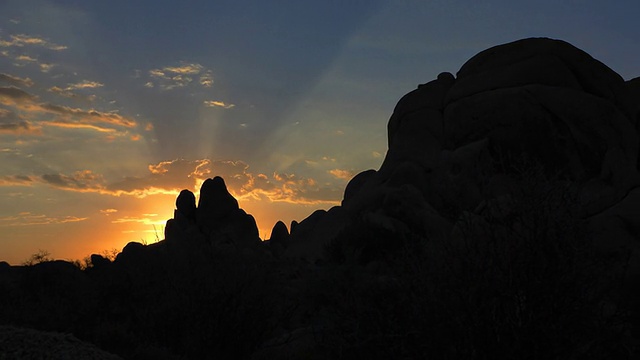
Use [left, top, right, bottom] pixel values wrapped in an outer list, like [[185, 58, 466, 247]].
[[1, 38, 638, 359]]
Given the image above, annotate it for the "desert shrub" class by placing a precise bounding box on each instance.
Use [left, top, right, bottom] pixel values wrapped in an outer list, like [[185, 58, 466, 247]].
[[21, 249, 53, 266]]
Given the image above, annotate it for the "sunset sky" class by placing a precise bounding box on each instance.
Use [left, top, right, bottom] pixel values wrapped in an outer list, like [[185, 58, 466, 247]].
[[1, 0, 639, 264]]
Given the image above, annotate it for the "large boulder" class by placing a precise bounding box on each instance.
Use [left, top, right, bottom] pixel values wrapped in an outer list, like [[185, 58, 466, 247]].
[[165, 176, 260, 248], [268, 220, 290, 257], [287, 37, 640, 266], [448, 37, 635, 119], [197, 176, 239, 224], [176, 189, 196, 220]]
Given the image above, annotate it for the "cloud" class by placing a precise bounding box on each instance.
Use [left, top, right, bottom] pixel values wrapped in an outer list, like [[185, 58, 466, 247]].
[[0, 33, 63, 74], [1, 171, 109, 193], [39, 103, 137, 128], [15, 55, 37, 63], [0, 34, 67, 51], [328, 168, 355, 180], [48, 86, 97, 103], [0, 108, 42, 135], [39, 63, 55, 73], [41, 170, 105, 191], [163, 64, 204, 75], [47, 80, 103, 102], [105, 159, 214, 196], [100, 208, 118, 215], [199, 71, 213, 87], [0, 86, 38, 104], [65, 80, 104, 90], [0, 175, 35, 186], [0, 73, 34, 87], [0, 120, 42, 135], [0, 212, 86, 227], [0, 158, 343, 204], [147, 62, 213, 90], [43, 121, 118, 133], [133, 159, 338, 205], [111, 215, 159, 225], [204, 100, 235, 109], [0, 86, 138, 131], [216, 166, 341, 205]]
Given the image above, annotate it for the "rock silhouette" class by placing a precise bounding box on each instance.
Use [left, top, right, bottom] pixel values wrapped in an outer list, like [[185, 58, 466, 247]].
[[287, 37, 640, 263], [267, 220, 290, 257], [165, 176, 260, 249], [1, 38, 639, 359]]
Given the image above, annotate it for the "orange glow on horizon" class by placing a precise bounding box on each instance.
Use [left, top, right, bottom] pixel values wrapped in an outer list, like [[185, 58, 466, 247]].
[[77, 193, 320, 262]]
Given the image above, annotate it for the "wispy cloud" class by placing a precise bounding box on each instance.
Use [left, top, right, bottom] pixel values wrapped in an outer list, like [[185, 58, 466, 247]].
[[328, 168, 355, 180], [48, 86, 97, 103], [199, 71, 213, 87], [47, 80, 103, 102], [39, 63, 54, 73], [161, 63, 204, 75], [40, 170, 105, 191], [0, 120, 42, 135], [65, 80, 104, 90], [40, 103, 137, 128], [0, 86, 38, 104], [146, 62, 214, 91], [0, 158, 343, 204], [14, 55, 37, 63], [0, 174, 35, 186], [0, 34, 67, 51], [0, 86, 138, 132], [0, 212, 87, 227], [203, 100, 235, 109], [0, 33, 65, 74], [0, 73, 34, 87], [111, 215, 160, 225], [0, 108, 42, 135]]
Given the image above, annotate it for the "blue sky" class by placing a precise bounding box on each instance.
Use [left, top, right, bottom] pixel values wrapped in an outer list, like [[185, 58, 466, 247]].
[[1, 0, 639, 263]]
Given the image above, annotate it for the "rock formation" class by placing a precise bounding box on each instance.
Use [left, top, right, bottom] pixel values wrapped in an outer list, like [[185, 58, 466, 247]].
[[285, 38, 640, 267], [165, 176, 260, 248], [268, 220, 290, 257]]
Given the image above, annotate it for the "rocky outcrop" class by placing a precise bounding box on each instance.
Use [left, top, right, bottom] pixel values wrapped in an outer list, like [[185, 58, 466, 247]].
[[286, 37, 640, 268], [176, 189, 196, 220], [197, 177, 239, 224], [165, 176, 260, 248]]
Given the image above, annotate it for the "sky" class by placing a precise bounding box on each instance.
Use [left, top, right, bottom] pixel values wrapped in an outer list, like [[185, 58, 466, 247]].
[[1, 0, 639, 264]]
